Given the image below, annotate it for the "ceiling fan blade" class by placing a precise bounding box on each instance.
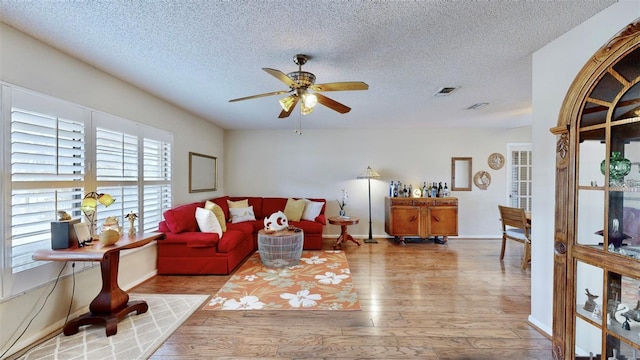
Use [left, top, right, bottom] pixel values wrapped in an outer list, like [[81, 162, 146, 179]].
[[315, 93, 351, 114], [263, 68, 298, 88], [278, 96, 299, 118], [229, 90, 290, 102], [310, 81, 369, 92]]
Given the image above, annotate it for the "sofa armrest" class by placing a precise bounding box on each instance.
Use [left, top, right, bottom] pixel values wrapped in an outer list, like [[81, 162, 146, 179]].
[[158, 221, 171, 233], [315, 214, 326, 225]]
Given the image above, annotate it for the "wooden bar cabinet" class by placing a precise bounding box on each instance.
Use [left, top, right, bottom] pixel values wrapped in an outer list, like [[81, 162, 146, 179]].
[[384, 197, 458, 244]]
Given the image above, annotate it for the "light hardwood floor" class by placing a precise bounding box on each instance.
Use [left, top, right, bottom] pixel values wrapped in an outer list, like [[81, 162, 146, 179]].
[[133, 238, 552, 359]]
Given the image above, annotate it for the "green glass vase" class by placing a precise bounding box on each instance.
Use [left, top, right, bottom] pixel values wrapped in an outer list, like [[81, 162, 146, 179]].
[[600, 151, 631, 185]]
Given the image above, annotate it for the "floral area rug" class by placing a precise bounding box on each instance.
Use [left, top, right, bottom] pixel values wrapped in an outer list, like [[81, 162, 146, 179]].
[[203, 250, 360, 310]]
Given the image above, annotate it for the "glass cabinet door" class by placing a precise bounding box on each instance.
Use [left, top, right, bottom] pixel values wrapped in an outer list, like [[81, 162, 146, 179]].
[[553, 23, 640, 360]]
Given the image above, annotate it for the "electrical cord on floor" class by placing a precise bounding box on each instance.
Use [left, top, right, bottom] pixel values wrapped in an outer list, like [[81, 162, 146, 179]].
[[0, 261, 68, 359], [64, 262, 75, 324]]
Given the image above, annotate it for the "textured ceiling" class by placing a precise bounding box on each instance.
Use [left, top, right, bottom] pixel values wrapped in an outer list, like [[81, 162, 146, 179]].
[[0, 0, 618, 130]]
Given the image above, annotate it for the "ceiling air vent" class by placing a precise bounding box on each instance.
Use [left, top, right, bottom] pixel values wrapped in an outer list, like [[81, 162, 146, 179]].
[[466, 102, 489, 110], [434, 87, 459, 96]]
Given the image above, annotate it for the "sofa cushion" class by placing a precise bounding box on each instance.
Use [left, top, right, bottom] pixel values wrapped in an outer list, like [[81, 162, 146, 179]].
[[307, 198, 327, 224], [195, 207, 223, 237], [289, 220, 323, 234], [209, 196, 230, 221], [163, 202, 202, 233], [226, 221, 254, 238], [284, 198, 305, 221], [302, 199, 324, 222], [229, 206, 256, 223], [217, 229, 250, 253], [262, 197, 288, 218], [205, 200, 227, 232], [230, 197, 264, 219], [227, 198, 248, 209]]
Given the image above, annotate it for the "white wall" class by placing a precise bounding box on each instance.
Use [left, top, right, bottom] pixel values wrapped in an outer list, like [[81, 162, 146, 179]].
[[0, 22, 225, 357], [225, 127, 531, 238], [529, 2, 639, 336]]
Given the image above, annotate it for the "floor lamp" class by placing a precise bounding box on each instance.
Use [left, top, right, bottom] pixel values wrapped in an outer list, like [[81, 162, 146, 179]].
[[358, 166, 380, 243]]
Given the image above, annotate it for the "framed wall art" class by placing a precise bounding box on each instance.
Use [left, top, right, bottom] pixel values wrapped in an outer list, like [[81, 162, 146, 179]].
[[488, 153, 505, 170], [189, 152, 218, 193]]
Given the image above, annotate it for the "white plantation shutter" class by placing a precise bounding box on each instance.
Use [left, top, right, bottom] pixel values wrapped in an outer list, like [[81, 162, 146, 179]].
[[11, 111, 85, 181], [9, 92, 87, 273], [2, 86, 173, 297], [142, 138, 172, 232], [94, 124, 139, 228]]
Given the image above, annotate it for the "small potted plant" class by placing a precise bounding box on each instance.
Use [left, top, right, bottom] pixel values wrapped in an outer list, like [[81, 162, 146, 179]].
[[337, 189, 348, 217]]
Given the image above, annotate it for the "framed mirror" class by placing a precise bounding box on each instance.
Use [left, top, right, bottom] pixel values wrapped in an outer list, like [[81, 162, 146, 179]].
[[189, 152, 217, 193], [451, 157, 472, 191]]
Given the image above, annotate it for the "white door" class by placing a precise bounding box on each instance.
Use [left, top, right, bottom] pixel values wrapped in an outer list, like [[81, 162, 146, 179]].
[[507, 143, 532, 212]]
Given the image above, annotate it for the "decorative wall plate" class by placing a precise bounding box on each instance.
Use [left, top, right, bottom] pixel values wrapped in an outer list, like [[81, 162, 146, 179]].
[[488, 153, 505, 170], [474, 170, 491, 190]]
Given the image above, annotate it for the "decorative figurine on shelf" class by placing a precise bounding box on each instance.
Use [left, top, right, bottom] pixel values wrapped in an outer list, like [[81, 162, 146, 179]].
[[622, 315, 631, 331], [583, 288, 599, 312], [592, 304, 601, 320], [99, 216, 122, 246], [621, 300, 640, 322], [125, 211, 138, 236], [57, 210, 72, 221], [264, 211, 288, 232]]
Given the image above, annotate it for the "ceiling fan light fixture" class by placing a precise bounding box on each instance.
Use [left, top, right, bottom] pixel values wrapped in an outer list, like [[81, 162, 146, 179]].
[[302, 92, 318, 108], [301, 102, 314, 115], [279, 95, 297, 112]]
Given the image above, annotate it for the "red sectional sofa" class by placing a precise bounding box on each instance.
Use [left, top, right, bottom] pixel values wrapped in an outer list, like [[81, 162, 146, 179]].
[[157, 196, 326, 275]]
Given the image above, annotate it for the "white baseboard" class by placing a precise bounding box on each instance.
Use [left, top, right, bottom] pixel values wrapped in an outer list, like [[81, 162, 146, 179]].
[[322, 234, 501, 240], [527, 314, 552, 338]]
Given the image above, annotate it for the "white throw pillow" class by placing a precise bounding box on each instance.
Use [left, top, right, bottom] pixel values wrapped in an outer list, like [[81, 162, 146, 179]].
[[301, 199, 324, 221], [195, 207, 223, 238], [229, 206, 256, 223]]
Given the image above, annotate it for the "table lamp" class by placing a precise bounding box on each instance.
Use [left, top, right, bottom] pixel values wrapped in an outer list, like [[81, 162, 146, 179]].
[[81, 192, 115, 239], [357, 166, 380, 243]]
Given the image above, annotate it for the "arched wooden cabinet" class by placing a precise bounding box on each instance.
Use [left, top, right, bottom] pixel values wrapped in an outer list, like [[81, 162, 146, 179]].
[[551, 21, 640, 359]]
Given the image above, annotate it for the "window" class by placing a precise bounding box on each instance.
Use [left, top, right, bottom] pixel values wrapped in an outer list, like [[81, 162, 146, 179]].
[[1, 85, 173, 298], [507, 143, 533, 212], [9, 90, 86, 274], [142, 137, 172, 232]]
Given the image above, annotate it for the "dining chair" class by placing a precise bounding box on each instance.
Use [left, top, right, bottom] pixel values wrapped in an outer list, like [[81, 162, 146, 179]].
[[498, 205, 531, 270]]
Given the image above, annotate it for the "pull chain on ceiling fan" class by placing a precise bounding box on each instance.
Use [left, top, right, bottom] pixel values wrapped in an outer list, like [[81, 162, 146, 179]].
[[229, 54, 368, 119]]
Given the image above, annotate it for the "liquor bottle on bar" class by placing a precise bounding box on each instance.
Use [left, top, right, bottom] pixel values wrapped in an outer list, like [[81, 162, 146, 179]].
[[389, 181, 394, 197]]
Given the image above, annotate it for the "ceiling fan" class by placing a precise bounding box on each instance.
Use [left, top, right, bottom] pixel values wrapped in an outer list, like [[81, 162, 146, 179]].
[[229, 54, 368, 118]]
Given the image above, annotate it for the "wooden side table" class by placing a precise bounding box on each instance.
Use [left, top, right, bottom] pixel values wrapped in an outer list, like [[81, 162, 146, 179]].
[[32, 232, 163, 336], [328, 216, 361, 249]]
